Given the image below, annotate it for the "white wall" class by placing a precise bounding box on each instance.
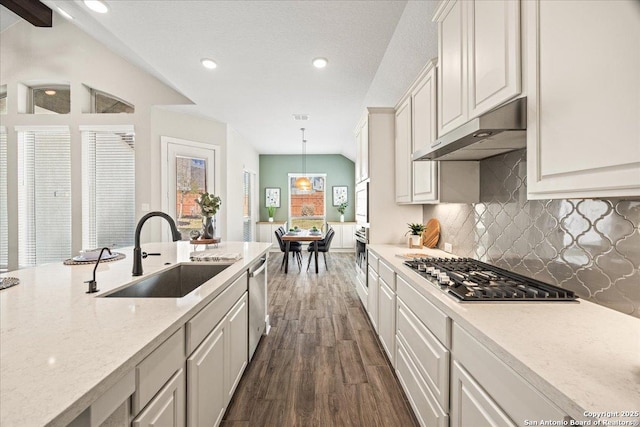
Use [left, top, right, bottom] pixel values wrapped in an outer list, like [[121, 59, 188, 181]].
[[226, 128, 259, 241], [0, 16, 255, 267]]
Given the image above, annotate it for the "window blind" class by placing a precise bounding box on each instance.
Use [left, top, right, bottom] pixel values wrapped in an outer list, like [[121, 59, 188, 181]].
[[242, 170, 252, 242], [18, 128, 71, 267], [82, 128, 135, 250], [0, 129, 7, 270]]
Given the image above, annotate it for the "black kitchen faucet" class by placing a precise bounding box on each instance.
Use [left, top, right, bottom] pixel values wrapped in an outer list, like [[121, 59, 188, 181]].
[[132, 211, 182, 276]]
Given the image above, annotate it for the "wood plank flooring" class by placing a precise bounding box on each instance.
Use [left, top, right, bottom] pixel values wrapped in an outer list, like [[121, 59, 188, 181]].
[[221, 252, 418, 427]]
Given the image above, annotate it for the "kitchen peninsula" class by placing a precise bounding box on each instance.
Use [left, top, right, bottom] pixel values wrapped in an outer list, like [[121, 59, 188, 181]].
[[0, 241, 271, 426]]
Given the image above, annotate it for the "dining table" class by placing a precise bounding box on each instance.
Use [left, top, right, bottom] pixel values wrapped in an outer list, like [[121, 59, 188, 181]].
[[281, 229, 324, 274]]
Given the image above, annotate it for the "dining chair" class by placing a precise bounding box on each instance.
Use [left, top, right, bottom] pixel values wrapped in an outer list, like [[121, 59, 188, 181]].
[[307, 227, 336, 271], [274, 228, 303, 271]]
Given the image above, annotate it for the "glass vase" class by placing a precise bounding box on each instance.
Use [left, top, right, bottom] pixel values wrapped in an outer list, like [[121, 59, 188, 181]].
[[202, 216, 215, 239]]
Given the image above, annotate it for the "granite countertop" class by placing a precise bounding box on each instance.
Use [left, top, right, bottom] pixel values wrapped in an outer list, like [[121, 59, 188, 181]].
[[368, 244, 640, 423], [0, 241, 271, 427]]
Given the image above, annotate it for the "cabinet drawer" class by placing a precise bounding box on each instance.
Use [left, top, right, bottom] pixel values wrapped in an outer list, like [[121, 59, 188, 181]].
[[453, 323, 566, 423], [368, 251, 379, 274], [134, 328, 185, 414], [396, 275, 450, 347], [397, 299, 449, 411], [378, 260, 395, 290], [186, 272, 247, 354], [396, 339, 448, 427]]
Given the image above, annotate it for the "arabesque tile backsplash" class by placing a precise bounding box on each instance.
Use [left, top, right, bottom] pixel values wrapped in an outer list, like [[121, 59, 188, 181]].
[[423, 149, 640, 318]]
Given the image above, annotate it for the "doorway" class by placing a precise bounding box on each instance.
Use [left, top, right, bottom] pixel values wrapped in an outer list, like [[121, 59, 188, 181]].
[[161, 136, 219, 240]]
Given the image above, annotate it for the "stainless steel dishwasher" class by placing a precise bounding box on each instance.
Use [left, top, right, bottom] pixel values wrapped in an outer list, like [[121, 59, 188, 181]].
[[248, 256, 267, 360]]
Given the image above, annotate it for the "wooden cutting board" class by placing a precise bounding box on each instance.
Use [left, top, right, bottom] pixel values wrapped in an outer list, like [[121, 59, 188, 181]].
[[422, 218, 440, 248]]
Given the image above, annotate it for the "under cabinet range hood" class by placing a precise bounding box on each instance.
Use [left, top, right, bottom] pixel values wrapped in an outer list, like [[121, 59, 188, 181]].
[[413, 97, 527, 161]]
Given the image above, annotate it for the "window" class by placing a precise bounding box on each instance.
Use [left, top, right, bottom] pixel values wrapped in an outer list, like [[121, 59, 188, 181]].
[[81, 126, 135, 250], [288, 174, 326, 230], [17, 127, 71, 267], [31, 85, 71, 114], [0, 85, 7, 115], [0, 128, 7, 271], [91, 88, 134, 114]]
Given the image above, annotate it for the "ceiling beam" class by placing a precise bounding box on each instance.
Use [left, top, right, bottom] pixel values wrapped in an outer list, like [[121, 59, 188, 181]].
[[1, 0, 52, 27]]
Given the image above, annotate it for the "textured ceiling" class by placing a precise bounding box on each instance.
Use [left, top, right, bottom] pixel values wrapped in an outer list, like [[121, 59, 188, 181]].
[[35, 1, 438, 159]]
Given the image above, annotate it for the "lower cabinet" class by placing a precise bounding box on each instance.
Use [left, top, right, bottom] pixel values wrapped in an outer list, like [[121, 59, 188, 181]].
[[257, 222, 285, 249], [367, 267, 379, 332], [133, 368, 186, 427], [450, 361, 514, 427], [187, 293, 248, 427], [187, 320, 226, 427], [377, 277, 396, 365]]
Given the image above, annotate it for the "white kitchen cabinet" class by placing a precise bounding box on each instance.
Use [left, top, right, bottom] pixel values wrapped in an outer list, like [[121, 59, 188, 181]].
[[226, 294, 248, 402], [327, 222, 356, 250], [526, 0, 640, 199], [378, 277, 396, 365], [367, 267, 379, 332], [395, 60, 480, 204], [450, 361, 514, 427], [187, 321, 226, 427], [434, 0, 520, 136], [467, 0, 520, 118], [257, 222, 285, 250], [395, 96, 412, 203], [133, 368, 186, 427], [187, 293, 248, 427], [435, 0, 467, 136], [355, 118, 369, 183]]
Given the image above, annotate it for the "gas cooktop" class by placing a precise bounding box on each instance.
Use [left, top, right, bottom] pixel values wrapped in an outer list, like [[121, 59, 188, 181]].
[[404, 257, 577, 302]]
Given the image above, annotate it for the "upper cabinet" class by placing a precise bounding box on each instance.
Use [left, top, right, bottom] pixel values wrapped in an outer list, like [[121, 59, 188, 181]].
[[526, 0, 640, 199], [355, 118, 369, 183], [395, 60, 479, 204], [434, 0, 521, 137]]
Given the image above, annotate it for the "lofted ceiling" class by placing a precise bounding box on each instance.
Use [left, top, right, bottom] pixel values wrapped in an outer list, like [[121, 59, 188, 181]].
[[8, 0, 438, 160]]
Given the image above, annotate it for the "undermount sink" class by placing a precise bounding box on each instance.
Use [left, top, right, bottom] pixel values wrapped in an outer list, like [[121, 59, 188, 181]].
[[101, 264, 231, 298]]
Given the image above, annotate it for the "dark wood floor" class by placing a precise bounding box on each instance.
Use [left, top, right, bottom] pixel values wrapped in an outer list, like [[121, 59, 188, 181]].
[[221, 252, 418, 427]]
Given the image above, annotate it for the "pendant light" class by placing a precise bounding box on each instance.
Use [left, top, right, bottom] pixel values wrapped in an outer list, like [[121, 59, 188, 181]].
[[295, 128, 312, 191]]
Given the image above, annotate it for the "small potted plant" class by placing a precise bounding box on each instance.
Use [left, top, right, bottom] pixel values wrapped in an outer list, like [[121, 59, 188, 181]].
[[406, 223, 425, 247], [195, 192, 221, 239], [337, 202, 348, 222], [267, 205, 276, 222]]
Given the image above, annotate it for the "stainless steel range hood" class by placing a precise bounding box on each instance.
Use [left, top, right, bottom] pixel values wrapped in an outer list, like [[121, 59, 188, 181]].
[[413, 97, 526, 161]]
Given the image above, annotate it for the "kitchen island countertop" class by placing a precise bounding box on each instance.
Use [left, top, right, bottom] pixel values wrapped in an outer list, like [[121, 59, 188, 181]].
[[368, 244, 640, 423], [0, 241, 271, 427]]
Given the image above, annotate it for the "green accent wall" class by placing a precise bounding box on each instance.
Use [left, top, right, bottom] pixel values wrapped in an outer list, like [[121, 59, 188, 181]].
[[259, 154, 355, 222]]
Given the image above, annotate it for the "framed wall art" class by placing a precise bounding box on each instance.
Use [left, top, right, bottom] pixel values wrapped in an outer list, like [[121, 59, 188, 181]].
[[332, 186, 348, 206], [265, 187, 281, 208]]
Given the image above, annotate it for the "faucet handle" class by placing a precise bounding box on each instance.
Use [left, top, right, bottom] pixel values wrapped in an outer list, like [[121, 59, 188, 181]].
[[85, 279, 99, 294], [142, 252, 161, 259]]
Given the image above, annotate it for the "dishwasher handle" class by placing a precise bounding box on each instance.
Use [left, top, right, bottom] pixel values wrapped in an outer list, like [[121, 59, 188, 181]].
[[249, 258, 267, 277]]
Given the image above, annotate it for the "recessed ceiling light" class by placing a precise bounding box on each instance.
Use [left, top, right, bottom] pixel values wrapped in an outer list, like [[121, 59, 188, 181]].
[[312, 57, 328, 69], [44, 90, 57, 96], [201, 58, 218, 69], [83, 0, 109, 14], [57, 7, 74, 20]]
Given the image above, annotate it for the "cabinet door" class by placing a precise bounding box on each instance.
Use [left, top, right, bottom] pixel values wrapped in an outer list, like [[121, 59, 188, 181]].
[[134, 368, 186, 427], [187, 322, 226, 427], [526, 0, 640, 199], [450, 361, 515, 427], [360, 120, 369, 182], [331, 225, 344, 249], [226, 294, 248, 402], [367, 268, 379, 332], [341, 224, 355, 249], [411, 64, 438, 203], [257, 224, 271, 244], [436, 0, 468, 136], [467, 0, 520, 118], [395, 97, 412, 203], [378, 278, 396, 366]]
